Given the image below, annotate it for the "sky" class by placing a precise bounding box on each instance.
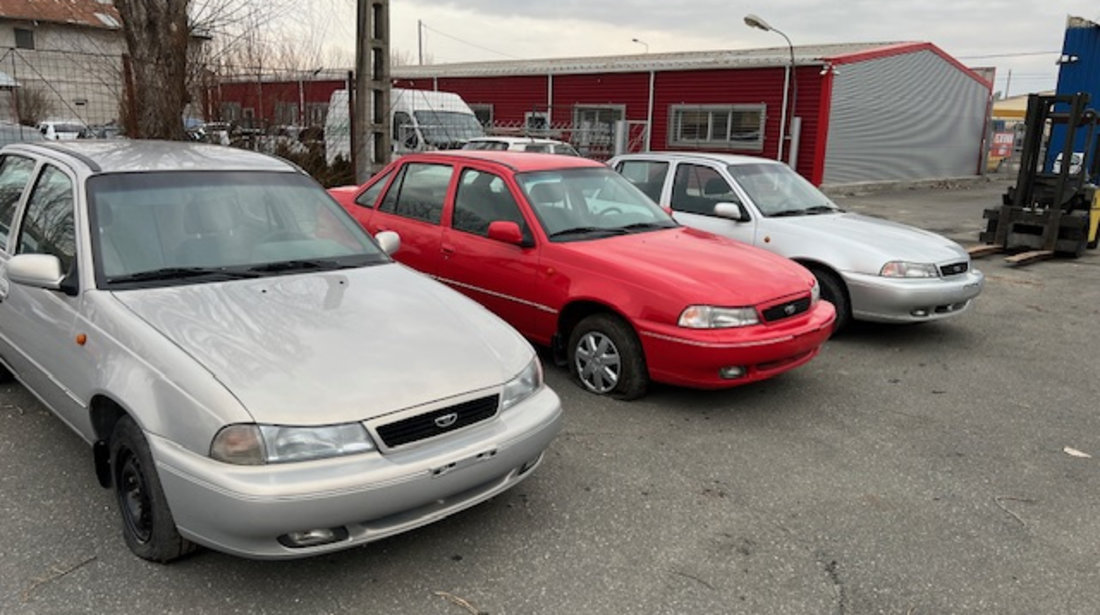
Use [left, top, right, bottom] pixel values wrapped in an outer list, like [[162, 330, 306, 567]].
[[295, 1, 1100, 98]]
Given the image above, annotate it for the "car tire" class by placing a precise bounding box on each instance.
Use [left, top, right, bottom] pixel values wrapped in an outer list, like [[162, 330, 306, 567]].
[[810, 267, 850, 332], [110, 416, 196, 563], [567, 313, 648, 400], [0, 364, 13, 384]]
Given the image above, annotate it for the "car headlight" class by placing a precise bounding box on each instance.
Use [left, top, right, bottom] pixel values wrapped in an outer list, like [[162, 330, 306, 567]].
[[500, 357, 543, 411], [880, 261, 938, 278], [810, 278, 821, 304], [211, 422, 375, 464], [678, 305, 759, 328]]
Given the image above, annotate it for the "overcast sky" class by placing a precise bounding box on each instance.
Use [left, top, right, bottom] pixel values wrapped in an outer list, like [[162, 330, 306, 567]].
[[304, 1, 1099, 97]]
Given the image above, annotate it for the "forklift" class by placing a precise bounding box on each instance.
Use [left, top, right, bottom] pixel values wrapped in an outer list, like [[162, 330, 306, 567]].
[[972, 92, 1100, 265]]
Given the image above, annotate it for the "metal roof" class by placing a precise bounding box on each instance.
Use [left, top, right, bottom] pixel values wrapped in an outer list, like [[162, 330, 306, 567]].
[[392, 42, 913, 78], [0, 0, 121, 30]]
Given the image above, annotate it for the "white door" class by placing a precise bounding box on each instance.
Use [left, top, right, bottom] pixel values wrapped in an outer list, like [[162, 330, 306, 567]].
[[668, 162, 757, 245]]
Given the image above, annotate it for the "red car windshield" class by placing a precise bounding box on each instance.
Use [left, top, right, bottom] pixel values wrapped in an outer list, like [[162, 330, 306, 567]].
[[515, 167, 676, 241]]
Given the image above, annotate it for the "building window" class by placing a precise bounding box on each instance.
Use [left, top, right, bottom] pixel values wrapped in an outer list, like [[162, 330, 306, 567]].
[[221, 102, 242, 122], [305, 102, 328, 126], [524, 111, 548, 132], [573, 105, 624, 156], [669, 104, 765, 151], [469, 104, 493, 128], [274, 102, 299, 126], [14, 28, 34, 50]]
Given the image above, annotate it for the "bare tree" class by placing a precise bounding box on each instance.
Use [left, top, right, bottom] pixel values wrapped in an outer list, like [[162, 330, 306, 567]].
[[15, 86, 55, 126], [114, 0, 191, 139]]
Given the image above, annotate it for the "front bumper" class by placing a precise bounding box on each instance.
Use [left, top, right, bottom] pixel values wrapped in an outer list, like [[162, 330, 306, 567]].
[[843, 269, 984, 323], [638, 301, 835, 389], [150, 386, 562, 559]]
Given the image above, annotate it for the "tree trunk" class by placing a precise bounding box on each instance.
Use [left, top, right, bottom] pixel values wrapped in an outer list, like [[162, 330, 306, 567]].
[[114, 0, 191, 140]]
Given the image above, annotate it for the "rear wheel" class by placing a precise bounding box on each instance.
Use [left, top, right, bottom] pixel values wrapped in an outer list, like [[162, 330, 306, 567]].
[[110, 417, 196, 563], [810, 267, 849, 332], [567, 314, 648, 400]]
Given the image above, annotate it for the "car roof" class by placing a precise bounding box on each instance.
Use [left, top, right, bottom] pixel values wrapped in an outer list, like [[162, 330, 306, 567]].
[[615, 151, 780, 166], [467, 136, 569, 146], [3, 140, 296, 174], [417, 150, 604, 172]]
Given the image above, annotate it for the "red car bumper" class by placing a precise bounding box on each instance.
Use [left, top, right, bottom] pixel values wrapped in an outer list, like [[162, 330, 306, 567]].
[[637, 301, 836, 389]]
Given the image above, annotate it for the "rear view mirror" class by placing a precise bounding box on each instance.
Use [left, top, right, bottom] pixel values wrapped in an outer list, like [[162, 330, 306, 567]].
[[487, 221, 525, 245], [5, 254, 64, 290], [374, 230, 400, 256], [714, 202, 748, 222]]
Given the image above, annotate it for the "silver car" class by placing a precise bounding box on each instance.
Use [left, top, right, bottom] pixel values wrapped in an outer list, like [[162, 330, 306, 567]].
[[609, 152, 984, 328], [0, 141, 562, 561]]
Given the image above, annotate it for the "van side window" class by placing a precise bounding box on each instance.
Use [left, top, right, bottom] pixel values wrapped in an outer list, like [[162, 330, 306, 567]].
[[394, 111, 417, 149], [0, 155, 36, 252], [355, 169, 392, 209], [617, 160, 668, 203], [378, 163, 451, 225], [670, 164, 739, 216]]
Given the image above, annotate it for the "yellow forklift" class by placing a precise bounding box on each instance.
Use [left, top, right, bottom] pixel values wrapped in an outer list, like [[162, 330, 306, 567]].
[[973, 92, 1100, 265]]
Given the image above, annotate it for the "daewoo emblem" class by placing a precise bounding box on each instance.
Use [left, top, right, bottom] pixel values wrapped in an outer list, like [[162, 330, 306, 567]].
[[434, 412, 459, 428], [784, 303, 797, 315]]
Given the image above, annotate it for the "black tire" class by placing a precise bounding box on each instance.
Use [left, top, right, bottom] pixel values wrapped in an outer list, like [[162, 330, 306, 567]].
[[810, 267, 850, 332], [0, 363, 13, 384], [567, 313, 648, 400], [110, 416, 196, 563]]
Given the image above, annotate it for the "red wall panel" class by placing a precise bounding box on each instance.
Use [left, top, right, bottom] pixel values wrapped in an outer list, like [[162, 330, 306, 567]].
[[433, 76, 549, 125], [551, 72, 650, 121]]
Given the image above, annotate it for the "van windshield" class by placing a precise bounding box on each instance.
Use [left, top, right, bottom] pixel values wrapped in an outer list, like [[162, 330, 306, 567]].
[[413, 111, 484, 145]]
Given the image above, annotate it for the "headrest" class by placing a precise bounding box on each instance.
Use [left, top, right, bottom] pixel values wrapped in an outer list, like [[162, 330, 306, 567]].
[[703, 177, 730, 196], [529, 182, 564, 204]]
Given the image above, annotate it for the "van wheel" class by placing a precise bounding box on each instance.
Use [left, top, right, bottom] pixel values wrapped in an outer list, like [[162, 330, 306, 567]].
[[110, 417, 196, 563], [810, 267, 850, 332], [567, 314, 648, 400]]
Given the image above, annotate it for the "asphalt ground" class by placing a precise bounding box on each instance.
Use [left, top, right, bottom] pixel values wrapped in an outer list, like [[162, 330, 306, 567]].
[[3, 177, 1100, 614]]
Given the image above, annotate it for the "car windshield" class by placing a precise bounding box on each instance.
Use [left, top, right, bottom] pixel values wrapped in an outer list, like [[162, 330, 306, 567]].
[[412, 111, 484, 144], [516, 167, 677, 241], [727, 163, 840, 216], [88, 171, 388, 288]]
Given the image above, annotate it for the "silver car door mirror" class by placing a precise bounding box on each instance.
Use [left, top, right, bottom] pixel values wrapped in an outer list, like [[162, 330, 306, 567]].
[[375, 230, 401, 256], [5, 254, 65, 290]]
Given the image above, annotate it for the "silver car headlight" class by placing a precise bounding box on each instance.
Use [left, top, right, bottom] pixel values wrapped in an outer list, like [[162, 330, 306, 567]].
[[211, 422, 375, 465], [500, 357, 543, 411], [880, 261, 938, 278], [678, 305, 759, 328]]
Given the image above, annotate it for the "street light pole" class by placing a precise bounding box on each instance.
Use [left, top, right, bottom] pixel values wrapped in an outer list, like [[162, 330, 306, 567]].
[[744, 14, 797, 167], [631, 38, 649, 53]]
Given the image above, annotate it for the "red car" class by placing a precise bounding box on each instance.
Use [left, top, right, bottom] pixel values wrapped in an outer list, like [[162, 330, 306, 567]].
[[329, 151, 835, 399]]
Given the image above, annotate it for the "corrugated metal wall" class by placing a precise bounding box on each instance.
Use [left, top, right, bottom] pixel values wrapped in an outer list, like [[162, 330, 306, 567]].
[[552, 72, 650, 121], [435, 76, 549, 123], [822, 49, 989, 184]]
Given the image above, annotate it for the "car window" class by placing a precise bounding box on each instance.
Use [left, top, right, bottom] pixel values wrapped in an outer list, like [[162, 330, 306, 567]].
[[727, 163, 839, 216], [553, 143, 580, 156], [453, 169, 531, 241], [16, 164, 76, 276], [355, 168, 392, 209], [524, 143, 550, 153], [0, 154, 36, 252], [670, 163, 739, 216], [616, 160, 668, 203], [377, 163, 451, 225]]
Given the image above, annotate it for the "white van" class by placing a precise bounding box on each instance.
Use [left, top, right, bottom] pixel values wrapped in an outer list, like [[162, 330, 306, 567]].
[[324, 88, 484, 165]]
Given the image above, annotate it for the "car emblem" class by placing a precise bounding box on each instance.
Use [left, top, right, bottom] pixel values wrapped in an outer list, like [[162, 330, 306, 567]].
[[434, 412, 459, 428], [784, 303, 797, 315]]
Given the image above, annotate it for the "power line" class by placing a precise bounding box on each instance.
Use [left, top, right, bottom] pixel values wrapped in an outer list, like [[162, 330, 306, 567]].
[[955, 50, 1060, 60], [420, 22, 519, 60]]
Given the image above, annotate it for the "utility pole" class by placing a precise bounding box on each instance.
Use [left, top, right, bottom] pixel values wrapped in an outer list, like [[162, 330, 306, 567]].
[[354, 0, 391, 182], [418, 19, 423, 66], [1005, 68, 1012, 99]]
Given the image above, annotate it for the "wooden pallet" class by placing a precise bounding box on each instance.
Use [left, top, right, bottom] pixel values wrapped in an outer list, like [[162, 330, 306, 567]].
[[1004, 250, 1055, 266], [967, 244, 1003, 258]]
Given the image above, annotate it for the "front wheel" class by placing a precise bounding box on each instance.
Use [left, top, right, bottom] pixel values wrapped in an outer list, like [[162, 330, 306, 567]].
[[810, 267, 850, 332], [567, 314, 648, 400], [110, 417, 196, 563]]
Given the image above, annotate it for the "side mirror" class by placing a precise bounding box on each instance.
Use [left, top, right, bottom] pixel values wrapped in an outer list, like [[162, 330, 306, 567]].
[[714, 202, 748, 222], [487, 221, 525, 246], [374, 230, 400, 256], [6, 254, 64, 290]]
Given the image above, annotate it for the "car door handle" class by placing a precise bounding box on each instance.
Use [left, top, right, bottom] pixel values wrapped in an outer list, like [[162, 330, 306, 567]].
[[440, 245, 455, 258]]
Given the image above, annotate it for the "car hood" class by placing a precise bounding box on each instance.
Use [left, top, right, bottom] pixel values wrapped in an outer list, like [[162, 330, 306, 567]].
[[773, 212, 969, 264], [556, 227, 814, 305], [112, 264, 532, 425]]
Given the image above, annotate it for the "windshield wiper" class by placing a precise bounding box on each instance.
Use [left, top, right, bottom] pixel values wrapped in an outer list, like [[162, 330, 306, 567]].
[[804, 205, 841, 214], [107, 267, 261, 284], [247, 259, 349, 273], [768, 209, 807, 217], [546, 226, 630, 239], [621, 222, 677, 233]]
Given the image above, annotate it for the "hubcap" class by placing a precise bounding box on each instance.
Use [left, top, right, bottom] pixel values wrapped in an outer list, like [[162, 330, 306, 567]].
[[117, 451, 153, 544], [574, 332, 622, 393]]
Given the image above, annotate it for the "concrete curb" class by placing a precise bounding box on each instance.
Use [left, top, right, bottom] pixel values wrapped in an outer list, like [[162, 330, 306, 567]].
[[820, 174, 1011, 197]]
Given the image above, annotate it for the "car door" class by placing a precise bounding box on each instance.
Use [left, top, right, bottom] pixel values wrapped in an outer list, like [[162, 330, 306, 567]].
[[668, 162, 758, 245], [439, 166, 540, 334], [615, 159, 670, 204], [0, 161, 93, 436], [0, 154, 37, 369], [367, 161, 454, 276]]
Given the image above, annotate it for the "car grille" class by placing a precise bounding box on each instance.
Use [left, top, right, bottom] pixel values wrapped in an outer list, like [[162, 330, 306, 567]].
[[376, 395, 499, 448], [939, 261, 969, 276], [762, 297, 811, 323]]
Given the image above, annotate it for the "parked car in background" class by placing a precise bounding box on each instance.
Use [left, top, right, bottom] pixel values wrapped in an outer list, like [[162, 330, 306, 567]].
[[609, 152, 985, 329], [329, 151, 835, 399], [0, 141, 562, 561], [37, 119, 90, 140], [463, 136, 581, 156], [0, 121, 44, 147]]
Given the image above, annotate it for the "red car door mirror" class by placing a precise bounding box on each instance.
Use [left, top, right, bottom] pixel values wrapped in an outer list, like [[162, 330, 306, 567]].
[[487, 221, 525, 245]]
